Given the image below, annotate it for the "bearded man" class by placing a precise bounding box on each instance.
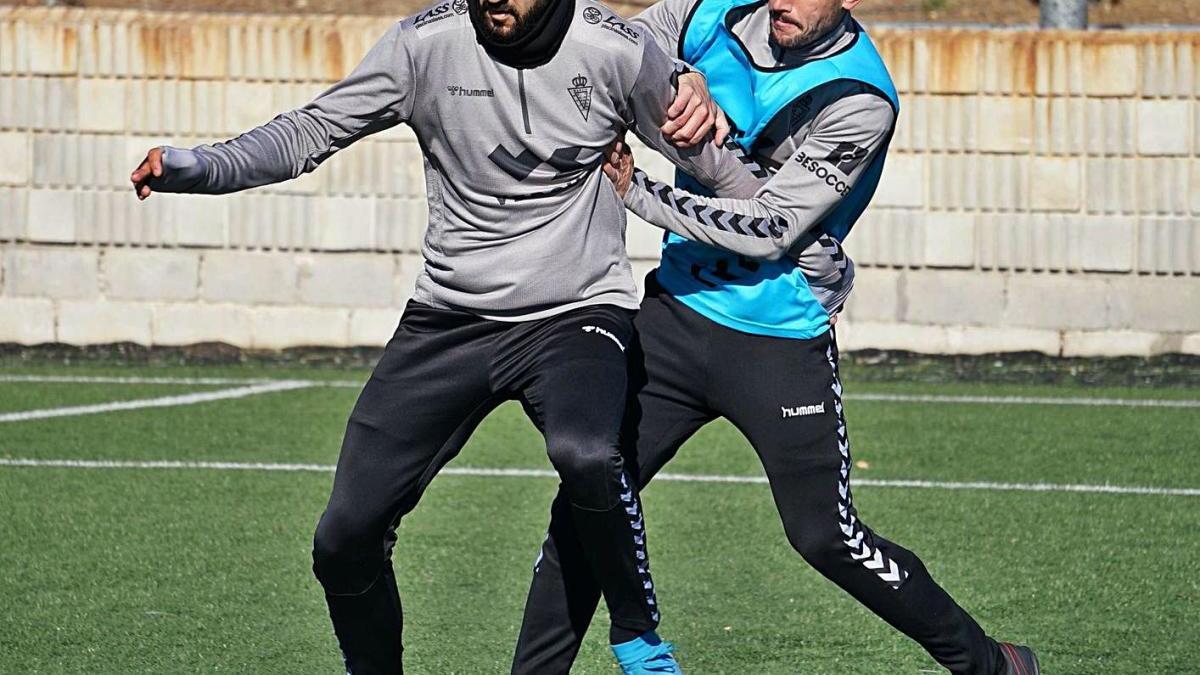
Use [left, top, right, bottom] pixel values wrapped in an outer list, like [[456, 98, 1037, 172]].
[[510, 1, 1041, 674], [130, 0, 770, 672]]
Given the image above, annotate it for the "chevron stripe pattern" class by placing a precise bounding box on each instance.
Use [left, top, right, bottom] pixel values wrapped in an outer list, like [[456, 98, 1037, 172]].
[[720, 136, 771, 179], [818, 234, 849, 273], [633, 170, 786, 239], [826, 343, 910, 590], [619, 472, 660, 622]]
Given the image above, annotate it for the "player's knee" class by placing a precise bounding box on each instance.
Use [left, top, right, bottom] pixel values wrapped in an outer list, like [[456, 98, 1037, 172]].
[[312, 510, 381, 596], [784, 524, 845, 572], [546, 434, 621, 510]]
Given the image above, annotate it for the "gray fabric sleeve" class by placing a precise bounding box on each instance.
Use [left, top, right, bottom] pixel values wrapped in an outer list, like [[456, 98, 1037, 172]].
[[622, 92, 896, 261], [630, 0, 698, 57], [151, 22, 415, 195], [623, 33, 764, 200]]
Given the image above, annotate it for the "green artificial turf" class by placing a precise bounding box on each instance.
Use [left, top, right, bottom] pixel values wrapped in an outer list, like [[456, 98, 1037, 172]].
[[1, 365, 1197, 674]]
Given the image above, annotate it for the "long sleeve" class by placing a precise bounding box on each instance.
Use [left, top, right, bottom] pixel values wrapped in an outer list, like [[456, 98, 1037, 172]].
[[151, 22, 417, 195], [623, 91, 896, 261], [622, 32, 765, 201]]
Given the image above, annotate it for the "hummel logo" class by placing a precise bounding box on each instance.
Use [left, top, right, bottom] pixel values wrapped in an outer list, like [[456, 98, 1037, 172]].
[[782, 403, 825, 418], [582, 325, 625, 352]]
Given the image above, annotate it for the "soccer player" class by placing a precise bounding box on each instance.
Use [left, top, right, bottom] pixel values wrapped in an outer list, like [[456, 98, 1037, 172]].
[[128, 1, 765, 672], [511, 1, 1041, 674]]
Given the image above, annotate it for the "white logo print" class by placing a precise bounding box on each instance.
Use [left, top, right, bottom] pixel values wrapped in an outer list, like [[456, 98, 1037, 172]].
[[582, 325, 625, 352], [781, 402, 825, 418]]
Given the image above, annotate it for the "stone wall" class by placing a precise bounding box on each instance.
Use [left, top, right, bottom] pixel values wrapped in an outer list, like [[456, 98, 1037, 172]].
[[0, 7, 1198, 355]]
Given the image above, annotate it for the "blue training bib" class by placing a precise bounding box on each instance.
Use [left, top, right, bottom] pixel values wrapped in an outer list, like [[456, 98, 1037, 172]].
[[656, 0, 899, 340]]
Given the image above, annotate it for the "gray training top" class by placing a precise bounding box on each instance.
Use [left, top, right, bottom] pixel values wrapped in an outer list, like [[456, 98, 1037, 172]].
[[627, 3, 897, 313], [151, 0, 759, 321]]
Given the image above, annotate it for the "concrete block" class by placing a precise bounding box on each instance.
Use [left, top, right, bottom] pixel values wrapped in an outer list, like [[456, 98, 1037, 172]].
[[919, 33, 980, 94], [0, 297, 55, 344], [349, 308, 400, 346], [58, 300, 154, 345], [979, 33, 1037, 95], [978, 96, 1033, 153], [223, 81, 277, 135], [1137, 217, 1194, 275], [1136, 100, 1191, 156], [976, 155, 1027, 213], [169, 194, 228, 248], [297, 253, 395, 308], [1033, 96, 1085, 156], [1123, 276, 1200, 333], [152, 303, 253, 347], [1135, 158, 1191, 216], [1084, 98, 1136, 157], [902, 270, 1005, 326], [944, 326, 1061, 356], [920, 212, 975, 268], [31, 77, 78, 131], [928, 154, 976, 211], [1082, 44, 1139, 96], [1004, 274, 1110, 330], [1085, 158, 1138, 214], [251, 306, 350, 349], [843, 267, 900, 323], [0, 132, 30, 185], [925, 96, 975, 152], [3, 247, 98, 299], [1073, 216, 1135, 273], [310, 196, 375, 250], [873, 154, 925, 209], [834, 319, 949, 354], [0, 187, 28, 240], [1062, 330, 1166, 358], [26, 22, 78, 75], [200, 250, 298, 305], [103, 248, 200, 301], [77, 78, 126, 133], [1029, 157, 1081, 212], [26, 189, 77, 243]]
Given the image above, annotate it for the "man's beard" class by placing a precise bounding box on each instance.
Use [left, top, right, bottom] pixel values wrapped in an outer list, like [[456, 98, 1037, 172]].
[[770, 7, 845, 50], [475, 0, 554, 43]]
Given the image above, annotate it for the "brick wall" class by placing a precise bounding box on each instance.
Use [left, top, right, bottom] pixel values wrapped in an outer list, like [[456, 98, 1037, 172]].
[[1, 7, 1198, 355]]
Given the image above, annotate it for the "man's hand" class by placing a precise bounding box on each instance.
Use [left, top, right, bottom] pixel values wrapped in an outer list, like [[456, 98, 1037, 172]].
[[602, 134, 635, 198], [661, 72, 730, 148], [130, 147, 165, 201]]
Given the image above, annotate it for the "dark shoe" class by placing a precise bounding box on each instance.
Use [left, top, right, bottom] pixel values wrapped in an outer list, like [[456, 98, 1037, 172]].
[[999, 643, 1040, 675]]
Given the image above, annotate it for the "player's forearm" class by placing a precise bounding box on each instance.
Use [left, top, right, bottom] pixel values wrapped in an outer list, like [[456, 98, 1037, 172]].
[[624, 169, 795, 260]]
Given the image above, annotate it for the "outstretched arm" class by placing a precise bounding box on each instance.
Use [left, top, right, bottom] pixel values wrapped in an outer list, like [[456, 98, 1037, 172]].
[[617, 92, 895, 260], [132, 22, 416, 198]]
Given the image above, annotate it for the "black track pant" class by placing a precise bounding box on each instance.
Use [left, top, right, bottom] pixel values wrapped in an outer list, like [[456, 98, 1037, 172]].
[[313, 302, 660, 675], [511, 277, 1005, 675]]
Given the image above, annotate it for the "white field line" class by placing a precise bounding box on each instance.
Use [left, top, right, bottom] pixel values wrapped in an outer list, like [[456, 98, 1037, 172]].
[[0, 458, 1198, 497], [0, 381, 313, 423], [3, 374, 1198, 409]]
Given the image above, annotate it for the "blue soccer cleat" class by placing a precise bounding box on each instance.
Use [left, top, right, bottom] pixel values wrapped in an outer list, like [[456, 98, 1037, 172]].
[[611, 631, 683, 674]]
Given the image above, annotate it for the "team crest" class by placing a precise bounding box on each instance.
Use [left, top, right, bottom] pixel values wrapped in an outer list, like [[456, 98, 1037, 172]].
[[568, 74, 593, 121]]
